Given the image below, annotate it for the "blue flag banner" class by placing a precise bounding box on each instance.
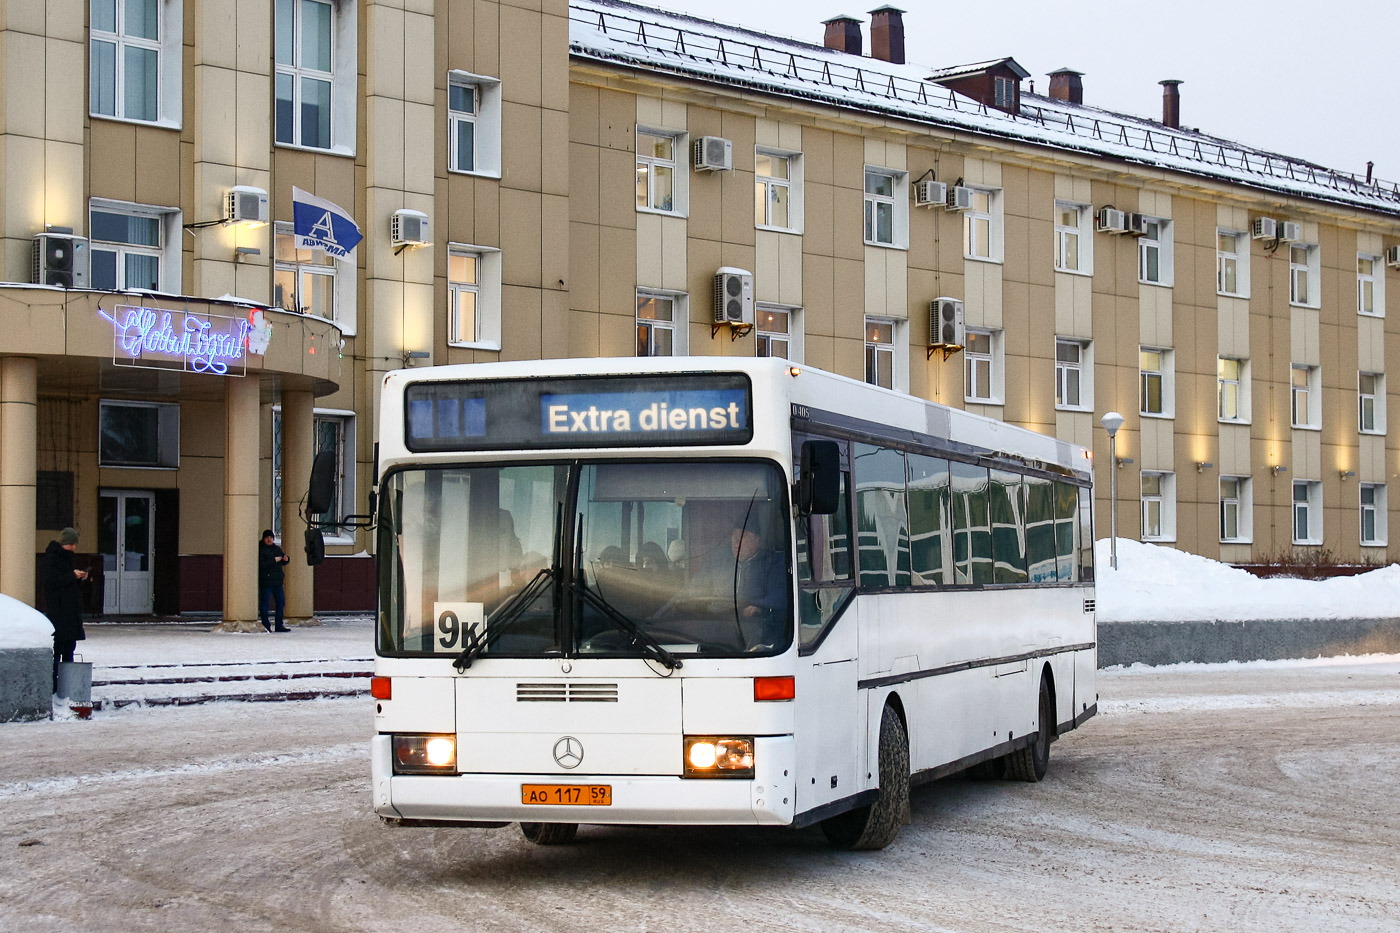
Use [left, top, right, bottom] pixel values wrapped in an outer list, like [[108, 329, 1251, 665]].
[[292, 186, 363, 259]]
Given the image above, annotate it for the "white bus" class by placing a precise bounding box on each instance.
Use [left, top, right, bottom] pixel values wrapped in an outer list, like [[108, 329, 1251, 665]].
[[366, 357, 1096, 849]]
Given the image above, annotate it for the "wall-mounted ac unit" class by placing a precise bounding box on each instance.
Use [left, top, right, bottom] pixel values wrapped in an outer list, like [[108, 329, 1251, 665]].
[[914, 179, 947, 208], [929, 297, 965, 348], [1277, 221, 1302, 243], [391, 209, 430, 248], [713, 267, 754, 325], [693, 136, 733, 172], [1251, 217, 1277, 240], [32, 233, 89, 288], [1124, 212, 1150, 236], [225, 185, 269, 225], [1096, 207, 1127, 234], [945, 185, 975, 211], [1386, 245, 1400, 268]]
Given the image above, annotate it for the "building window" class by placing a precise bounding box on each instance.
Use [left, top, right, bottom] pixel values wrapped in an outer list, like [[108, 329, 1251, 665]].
[[637, 290, 685, 356], [1054, 202, 1091, 274], [89, 202, 179, 292], [865, 317, 896, 389], [273, 224, 336, 319], [276, 0, 355, 153], [1220, 476, 1251, 543], [1291, 364, 1320, 429], [446, 244, 502, 350], [37, 471, 76, 530], [864, 168, 903, 247], [1358, 254, 1383, 317], [447, 71, 502, 177], [1218, 357, 1249, 422], [965, 329, 998, 403], [1293, 480, 1321, 545], [90, 0, 182, 126], [964, 188, 1000, 261], [99, 400, 178, 468], [755, 304, 801, 361], [1055, 338, 1090, 410], [1290, 244, 1320, 307], [1359, 372, 1384, 434], [272, 408, 355, 542], [994, 76, 1016, 110], [755, 150, 802, 232], [1217, 230, 1248, 297], [1138, 218, 1173, 285], [637, 129, 685, 214], [1139, 348, 1172, 417], [1361, 484, 1387, 546], [1141, 472, 1174, 541]]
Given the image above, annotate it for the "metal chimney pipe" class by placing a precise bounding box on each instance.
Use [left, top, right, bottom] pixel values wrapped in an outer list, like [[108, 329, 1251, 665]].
[[1160, 79, 1182, 129], [822, 15, 862, 55]]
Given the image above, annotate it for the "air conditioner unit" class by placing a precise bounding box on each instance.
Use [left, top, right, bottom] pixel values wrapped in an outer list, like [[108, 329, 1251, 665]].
[[693, 136, 733, 172], [32, 233, 89, 288], [1386, 245, 1400, 268], [945, 185, 975, 211], [914, 179, 947, 208], [1277, 221, 1302, 243], [1096, 207, 1127, 234], [713, 267, 754, 325], [224, 185, 269, 225], [929, 297, 965, 348], [391, 209, 430, 248], [1124, 212, 1150, 236], [1251, 217, 1277, 240]]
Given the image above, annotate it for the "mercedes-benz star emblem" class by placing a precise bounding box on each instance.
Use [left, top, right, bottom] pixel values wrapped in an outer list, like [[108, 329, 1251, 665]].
[[553, 736, 584, 770]]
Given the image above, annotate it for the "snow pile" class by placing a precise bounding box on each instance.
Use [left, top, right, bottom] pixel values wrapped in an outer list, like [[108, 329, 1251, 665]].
[[0, 594, 53, 650], [1094, 538, 1400, 623]]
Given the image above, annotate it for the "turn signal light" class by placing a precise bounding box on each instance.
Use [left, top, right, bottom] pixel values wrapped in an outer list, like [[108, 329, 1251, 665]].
[[371, 676, 392, 700], [753, 675, 795, 701]]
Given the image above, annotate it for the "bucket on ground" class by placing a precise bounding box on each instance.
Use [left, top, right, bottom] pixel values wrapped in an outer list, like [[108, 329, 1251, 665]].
[[55, 660, 93, 717]]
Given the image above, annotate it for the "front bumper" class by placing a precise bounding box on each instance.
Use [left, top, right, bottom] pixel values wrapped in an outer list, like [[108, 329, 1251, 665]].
[[371, 734, 796, 826]]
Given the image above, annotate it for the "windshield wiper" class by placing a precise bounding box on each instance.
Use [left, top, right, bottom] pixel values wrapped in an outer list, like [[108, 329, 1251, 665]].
[[453, 566, 555, 672], [569, 578, 682, 671]]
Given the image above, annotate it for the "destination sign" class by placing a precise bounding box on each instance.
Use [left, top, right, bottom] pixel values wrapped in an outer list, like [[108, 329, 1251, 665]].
[[405, 373, 752, 452]]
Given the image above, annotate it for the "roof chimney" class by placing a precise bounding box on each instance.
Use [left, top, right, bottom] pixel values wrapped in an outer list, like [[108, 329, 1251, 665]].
[[822, 15, 862, 55], [1047, 68, 1083, 105], [1160, 79, 1182, 129], [868, 6, 905, 65]]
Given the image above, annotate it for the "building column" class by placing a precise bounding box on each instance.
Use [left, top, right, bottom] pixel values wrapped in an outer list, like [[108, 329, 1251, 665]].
[[281, 388, 315, 624], [216, 377, 261, 631], [0, 357, 38, 604]]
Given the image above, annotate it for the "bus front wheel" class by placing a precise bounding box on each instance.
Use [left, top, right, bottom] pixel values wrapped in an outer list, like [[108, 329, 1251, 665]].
[[519, 821, 579, 845], [820, 702, 910, 850]]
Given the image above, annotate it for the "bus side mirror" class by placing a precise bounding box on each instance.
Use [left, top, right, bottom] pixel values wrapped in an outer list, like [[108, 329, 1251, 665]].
[[307, 451, 335, 516], [304, 528, 325, 567], [797, 440, 840, 516]]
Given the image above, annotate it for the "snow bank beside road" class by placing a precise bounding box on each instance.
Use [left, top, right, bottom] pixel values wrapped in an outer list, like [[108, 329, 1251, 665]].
[[1095, 538, 1400, 623], [0, 594, 52, 649]]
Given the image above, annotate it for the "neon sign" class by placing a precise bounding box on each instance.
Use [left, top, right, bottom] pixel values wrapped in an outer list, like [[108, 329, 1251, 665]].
[[98, 305, 266, 376]]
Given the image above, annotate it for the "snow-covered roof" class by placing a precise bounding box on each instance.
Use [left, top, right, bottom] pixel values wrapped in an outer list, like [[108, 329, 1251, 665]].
[[925, 58, 1030, 82], [569, 0, 1400, 217]]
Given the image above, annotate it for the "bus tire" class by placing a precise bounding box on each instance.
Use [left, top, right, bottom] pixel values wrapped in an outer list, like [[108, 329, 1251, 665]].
[[519, 821, 579, 845], [1005, 676, 1053, 783], [819, 703, 910, 850]]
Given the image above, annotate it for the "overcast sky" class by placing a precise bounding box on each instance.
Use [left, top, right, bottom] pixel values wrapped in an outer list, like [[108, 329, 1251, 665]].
[[640, 0, 1392, 182]]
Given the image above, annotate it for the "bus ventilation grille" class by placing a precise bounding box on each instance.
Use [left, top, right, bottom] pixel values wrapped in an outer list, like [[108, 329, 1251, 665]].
[[516, 682, 619, 703], [1083, 599, 1096, 614]]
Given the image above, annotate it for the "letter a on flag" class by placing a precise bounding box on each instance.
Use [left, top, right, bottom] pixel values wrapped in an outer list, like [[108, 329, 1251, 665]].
[[292, 186, 363, 260]]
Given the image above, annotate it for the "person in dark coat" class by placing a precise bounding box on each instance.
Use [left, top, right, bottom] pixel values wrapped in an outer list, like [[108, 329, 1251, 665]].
[[258, 529, 291, 633], [42, 527, 88, 692]]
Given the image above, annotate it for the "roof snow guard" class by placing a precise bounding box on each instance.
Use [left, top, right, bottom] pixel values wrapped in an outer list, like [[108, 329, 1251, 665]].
[[569, 0, 1400, 215]]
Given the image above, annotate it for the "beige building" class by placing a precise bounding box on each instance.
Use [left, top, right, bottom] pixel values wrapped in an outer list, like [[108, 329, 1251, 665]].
[[0, 0, 1394, 621]]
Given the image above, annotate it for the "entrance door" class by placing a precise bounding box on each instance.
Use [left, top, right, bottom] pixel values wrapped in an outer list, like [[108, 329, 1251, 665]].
[[99, 491, 155, 615]]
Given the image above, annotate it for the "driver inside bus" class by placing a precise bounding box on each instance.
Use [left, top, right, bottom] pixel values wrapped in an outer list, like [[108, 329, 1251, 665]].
[[721, 517, 789, 649]]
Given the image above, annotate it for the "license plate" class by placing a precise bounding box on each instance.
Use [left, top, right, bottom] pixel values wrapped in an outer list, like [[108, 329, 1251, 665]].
[[521, 784, 612, 806]]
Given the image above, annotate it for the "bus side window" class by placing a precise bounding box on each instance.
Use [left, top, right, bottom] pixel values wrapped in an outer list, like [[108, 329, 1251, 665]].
[[796, 469, 853, 651], [852, 443, 911, 589]]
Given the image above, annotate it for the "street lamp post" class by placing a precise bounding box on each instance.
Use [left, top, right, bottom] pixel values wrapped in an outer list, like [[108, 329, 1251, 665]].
[[1100, 412, 1125, 571]]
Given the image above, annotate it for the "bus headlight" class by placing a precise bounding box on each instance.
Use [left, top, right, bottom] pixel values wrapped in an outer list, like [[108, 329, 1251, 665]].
[[683, 736, 755, 778], [392, 734, 457, 774]]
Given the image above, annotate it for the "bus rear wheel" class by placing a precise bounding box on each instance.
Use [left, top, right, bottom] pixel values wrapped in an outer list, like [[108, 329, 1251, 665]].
[[519, 821, 579, 845], [820, 703, 910, 850], [1005, 676, 1053, 783]]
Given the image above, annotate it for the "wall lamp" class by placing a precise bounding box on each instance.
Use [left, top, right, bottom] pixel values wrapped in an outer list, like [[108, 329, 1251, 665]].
[[1116, 456, 1134, 468], [1339, 470, 1356, 480], [1195, 461, 1214, 473], [1271, 465, 1289, 475], [404, 350, 430, 367]]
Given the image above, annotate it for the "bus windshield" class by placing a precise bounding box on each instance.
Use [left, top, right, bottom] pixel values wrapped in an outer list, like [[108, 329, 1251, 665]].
[[377, 460, 792, 659]]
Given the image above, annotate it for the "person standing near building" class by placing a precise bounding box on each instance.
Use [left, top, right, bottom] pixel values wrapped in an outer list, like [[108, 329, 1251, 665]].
[[258, 530, 291, 633], [42, 527, 88, 691]]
